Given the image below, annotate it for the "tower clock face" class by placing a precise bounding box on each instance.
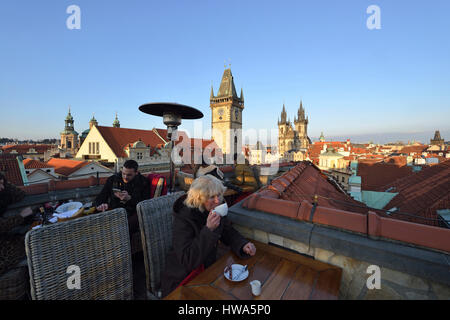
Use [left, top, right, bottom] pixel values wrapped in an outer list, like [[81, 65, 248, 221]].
[[217, 108, 224, 120]]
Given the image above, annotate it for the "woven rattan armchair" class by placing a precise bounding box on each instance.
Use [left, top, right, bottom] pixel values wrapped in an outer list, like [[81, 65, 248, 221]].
[[25, 208, 133, 300], [136, 191, 185, 299]]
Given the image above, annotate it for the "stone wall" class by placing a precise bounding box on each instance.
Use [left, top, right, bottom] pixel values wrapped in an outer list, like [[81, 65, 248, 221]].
[[232, 224, 450, 300]]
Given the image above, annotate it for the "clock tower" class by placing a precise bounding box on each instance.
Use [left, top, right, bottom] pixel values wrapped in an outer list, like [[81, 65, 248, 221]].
[[210, 68, 244, 162]]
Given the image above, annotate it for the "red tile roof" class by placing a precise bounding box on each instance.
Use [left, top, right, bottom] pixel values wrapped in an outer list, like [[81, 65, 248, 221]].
[[46, 158, 90, 176], [0, 154, 25, 186], [241, 161, 450, 253], [23, 158, 54, 169], [1, 144, 55, 155], [384, 156, 408, 166], [357, 162, 414, 191], [96, 126, 171, 158], [95, 126, 197, 158], [351, 147, 368, 154], [244, 162, 368, 215], [276, 162, 369, 214], [380, 159, 450, 227], [399, 145, 427, 155], [307, 141, 352, 163]]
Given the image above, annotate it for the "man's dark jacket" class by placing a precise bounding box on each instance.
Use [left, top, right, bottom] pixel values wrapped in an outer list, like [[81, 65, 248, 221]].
[[94, 172, 150, 216], [161, 194, 250, 297]]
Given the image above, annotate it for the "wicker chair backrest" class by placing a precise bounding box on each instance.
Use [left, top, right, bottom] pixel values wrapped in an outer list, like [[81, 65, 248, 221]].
[[25, 208, 133, 300], [137, 191, 185, 297]]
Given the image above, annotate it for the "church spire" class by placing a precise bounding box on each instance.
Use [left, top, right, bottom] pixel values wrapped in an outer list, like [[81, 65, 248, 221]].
[[66, 105, 73, 121], [210, 85, 215, 99], [320, 132, 325, 142], [113, 112, 120, 128], [64, 106, 74, 131], [297, 100, 306, 122], [89, 113, 98, 129], [217, 68, 238, 99], [240, 87, 244, 102], [278, 104, 288, 125]]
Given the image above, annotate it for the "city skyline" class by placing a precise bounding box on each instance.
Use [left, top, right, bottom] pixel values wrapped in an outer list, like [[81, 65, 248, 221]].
[[1, 1, 449, 140]]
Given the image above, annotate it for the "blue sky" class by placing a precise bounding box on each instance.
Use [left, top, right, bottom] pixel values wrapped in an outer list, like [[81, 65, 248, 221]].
[[0, 0, 449, 142]]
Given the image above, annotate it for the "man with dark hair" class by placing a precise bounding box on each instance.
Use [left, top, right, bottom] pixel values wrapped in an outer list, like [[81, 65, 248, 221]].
[[94, 160, 150, 234]]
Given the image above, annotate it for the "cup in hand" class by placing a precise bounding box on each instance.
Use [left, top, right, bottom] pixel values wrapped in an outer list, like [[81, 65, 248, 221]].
[[213, 202, 228, 217]]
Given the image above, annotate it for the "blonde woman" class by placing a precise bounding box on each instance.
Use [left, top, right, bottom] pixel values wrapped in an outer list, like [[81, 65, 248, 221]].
[[161, 175, 256, 297]]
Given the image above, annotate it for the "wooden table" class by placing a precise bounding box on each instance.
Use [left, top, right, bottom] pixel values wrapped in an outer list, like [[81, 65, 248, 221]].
[[164, 241, 342, 300]]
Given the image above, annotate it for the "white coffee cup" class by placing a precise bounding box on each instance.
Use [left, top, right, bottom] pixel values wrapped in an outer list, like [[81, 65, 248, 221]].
[[213, 202, 228, 217], [250, 280, 261, 296]]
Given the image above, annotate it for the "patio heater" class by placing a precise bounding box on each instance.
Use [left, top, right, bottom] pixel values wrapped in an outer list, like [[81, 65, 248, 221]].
[[138, 102, 203, 193]]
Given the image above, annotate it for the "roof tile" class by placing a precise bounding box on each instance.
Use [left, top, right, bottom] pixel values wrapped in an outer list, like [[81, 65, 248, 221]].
[[381, 159, 450, 227], [23, 158, 54, 169], [357, 161, 414, 191], [0, 154, 24, 186], [46, 158, 90, 176]]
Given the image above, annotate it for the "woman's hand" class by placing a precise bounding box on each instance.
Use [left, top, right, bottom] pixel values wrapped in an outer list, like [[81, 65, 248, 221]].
[[243, 242, 256, 256], [96, 203, 109, 212], [206, 211, 221, 231]]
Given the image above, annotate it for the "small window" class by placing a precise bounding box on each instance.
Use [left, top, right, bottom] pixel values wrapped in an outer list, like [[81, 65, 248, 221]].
[[46, 169, 51, 173]]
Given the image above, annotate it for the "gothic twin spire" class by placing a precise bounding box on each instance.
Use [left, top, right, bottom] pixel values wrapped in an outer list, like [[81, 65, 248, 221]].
[[278, 101, 308, 125]]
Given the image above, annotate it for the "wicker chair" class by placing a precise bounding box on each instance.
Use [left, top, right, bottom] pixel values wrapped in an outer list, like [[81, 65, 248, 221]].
[[131, 176, 167, 255], [136, 191, 185, 299], [25, 208, 133, 300]]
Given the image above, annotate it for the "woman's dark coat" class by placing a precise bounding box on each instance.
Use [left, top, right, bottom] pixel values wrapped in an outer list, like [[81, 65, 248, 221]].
[[161, 194, 250, 297]]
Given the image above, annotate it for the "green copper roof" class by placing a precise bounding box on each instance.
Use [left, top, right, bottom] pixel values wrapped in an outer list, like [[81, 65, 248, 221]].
[[348, 175, 361, 185], [349, 191, 362, 202], [113, 113, 120, 127], [320, 148, 344, 157], [361, 191, 398, 210], [81, 128, 90, 138], [350, 161, 358, 171], [61, 129, 79, 135]]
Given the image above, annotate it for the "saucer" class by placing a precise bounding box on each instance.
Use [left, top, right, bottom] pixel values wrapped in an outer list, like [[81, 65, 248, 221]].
[[224, 264, 248, 282]]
